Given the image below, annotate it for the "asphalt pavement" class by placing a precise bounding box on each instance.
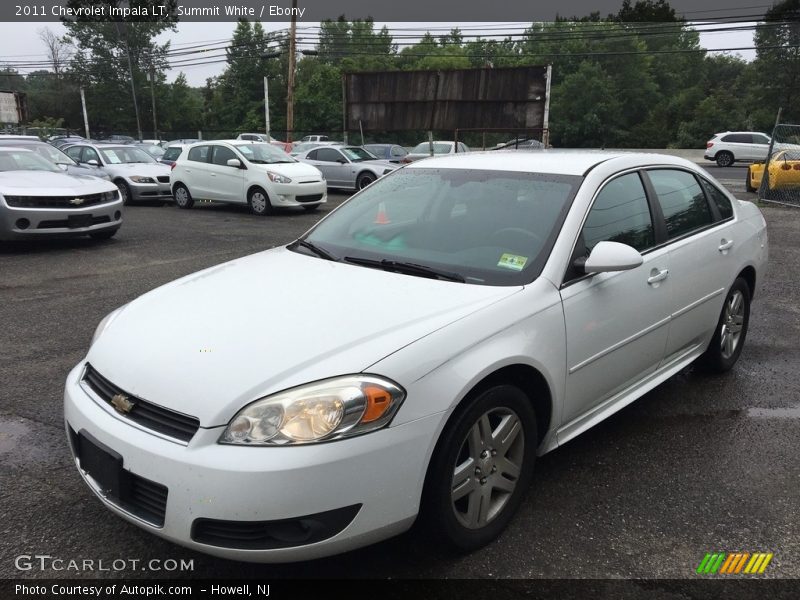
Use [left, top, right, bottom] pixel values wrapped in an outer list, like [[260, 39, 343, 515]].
[[1, 178, 798, 580]]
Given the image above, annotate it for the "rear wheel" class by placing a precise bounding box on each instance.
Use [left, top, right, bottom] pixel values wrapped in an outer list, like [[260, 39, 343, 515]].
[[716, 151, 734, 167], [173, 184, 194, 209], [248, 187, 272, 216], [698, 277, 750, 372], [421, 384, 537, 552]]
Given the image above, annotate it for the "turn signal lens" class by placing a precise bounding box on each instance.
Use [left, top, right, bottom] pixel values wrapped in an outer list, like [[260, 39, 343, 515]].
[[220, 376, 405, 446]]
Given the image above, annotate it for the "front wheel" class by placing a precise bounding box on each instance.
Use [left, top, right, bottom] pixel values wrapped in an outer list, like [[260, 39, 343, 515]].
[[115, 180, 132, 205], [745, 169, 756, 193], [356, 172, 376, 190], [248, 187, 272, 216], [698, 277, 751, 372], [421, 384, 537, 552]]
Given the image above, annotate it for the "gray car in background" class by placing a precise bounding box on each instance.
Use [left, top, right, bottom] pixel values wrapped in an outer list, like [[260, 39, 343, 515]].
[[0, 139, 112, 181], [294, 145, 398, 190], [62, 143, 172, 204]]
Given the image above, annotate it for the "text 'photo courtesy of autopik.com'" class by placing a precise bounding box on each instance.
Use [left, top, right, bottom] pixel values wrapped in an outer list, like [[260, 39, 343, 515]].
[[1, 0, 799, 598]]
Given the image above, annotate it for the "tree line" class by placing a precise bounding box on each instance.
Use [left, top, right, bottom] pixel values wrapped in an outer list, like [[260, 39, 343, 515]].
[[0, 0, 797, 147]]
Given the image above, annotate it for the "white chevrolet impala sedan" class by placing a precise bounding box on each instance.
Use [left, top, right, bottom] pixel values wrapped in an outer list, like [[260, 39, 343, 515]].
[[64, 151, 768, 562]]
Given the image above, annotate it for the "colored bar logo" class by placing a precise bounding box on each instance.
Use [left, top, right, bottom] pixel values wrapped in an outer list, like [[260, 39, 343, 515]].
[[696, 552, 773, 574]]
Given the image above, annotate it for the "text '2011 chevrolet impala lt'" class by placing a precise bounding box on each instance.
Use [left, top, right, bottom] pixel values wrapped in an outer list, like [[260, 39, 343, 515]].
[[64, 151, 767, 562]]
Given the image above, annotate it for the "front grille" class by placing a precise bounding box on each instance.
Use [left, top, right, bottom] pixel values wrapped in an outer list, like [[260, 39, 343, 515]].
[[4, 193, 116, 209], [296, 193, 323, 203], [192, 505, 361, 550], [37, 216, 110, 229], [83, 364, 200, 443], [156, 176, 170, 183]]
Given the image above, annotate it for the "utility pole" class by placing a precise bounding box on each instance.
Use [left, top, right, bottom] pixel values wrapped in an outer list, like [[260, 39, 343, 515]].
[[79, 87, 90, 139], [263, 76, 270, 140], [148, 64, 158, 140], [286, 0, 297, 142], [115, 22, 142, 141]]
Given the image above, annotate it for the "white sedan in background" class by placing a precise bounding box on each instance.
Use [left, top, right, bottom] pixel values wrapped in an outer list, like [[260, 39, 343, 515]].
[[170, 141, 327, 214], [65, 151, 766, 562]]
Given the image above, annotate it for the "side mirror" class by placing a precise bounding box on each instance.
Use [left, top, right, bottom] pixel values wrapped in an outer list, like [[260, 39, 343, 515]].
[[227, 158, 242, 168], [86, 159, 99, 167], [58, 163, 68, 171], [336, 158, 347, 164], [576, 241, 643, 274]]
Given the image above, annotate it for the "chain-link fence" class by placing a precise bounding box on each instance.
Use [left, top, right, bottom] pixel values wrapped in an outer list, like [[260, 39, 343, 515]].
[[756, 123, 800, 208]]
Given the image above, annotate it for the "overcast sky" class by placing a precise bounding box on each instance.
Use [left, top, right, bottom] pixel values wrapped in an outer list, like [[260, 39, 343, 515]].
[[0, 21, 757, 87]]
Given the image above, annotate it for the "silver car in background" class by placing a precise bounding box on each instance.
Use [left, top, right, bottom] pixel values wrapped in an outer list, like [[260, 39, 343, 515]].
[[294, 145, 398, 190], [62, 143, 172, 205], [0, 148, 122, 241], [0, 139, 112, 181]]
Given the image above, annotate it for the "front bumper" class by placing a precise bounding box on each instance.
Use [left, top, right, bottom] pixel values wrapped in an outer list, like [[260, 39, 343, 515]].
[[0, 199, 123, 241], [63, 363, 439, 562], [268, 181, 327, 208], [128, 180, 172, 202]]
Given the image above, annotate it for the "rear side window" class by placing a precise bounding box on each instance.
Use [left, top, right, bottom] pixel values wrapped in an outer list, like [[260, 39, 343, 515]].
[[648, 169, 712, 239], [583, 172, 654, 252], [700, 178, 734, 220], [188, 145, 210, 162]]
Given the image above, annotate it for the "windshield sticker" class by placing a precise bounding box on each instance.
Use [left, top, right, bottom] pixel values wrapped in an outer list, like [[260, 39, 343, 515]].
[[497, 253, 528, 271], [104, 150, 121, 164]]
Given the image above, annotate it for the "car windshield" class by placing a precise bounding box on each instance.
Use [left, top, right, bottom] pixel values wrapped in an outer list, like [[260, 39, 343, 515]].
[[411, 142, 453, 155], [341, 147, 378, 162], [234, 143, 296, 164], [162, 147, 182, 161], [99, 146, 156, 164], [0, 150, 62, 173], [300, 168, 581, 286], [140, 145, 165, 158], [0, 142, 76, 166]]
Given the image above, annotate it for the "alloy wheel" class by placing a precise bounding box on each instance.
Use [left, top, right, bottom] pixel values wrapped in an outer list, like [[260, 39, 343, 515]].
[[720, 290, 745, 359]]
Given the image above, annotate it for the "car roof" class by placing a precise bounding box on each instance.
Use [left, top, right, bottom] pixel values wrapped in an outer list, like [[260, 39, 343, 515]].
[[405, 149, 692, 176]]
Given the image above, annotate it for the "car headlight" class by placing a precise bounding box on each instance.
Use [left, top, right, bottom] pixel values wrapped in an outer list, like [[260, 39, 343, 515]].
[[266, 171, 292, 184], [101, 190, 118, 202], [90, 304, 128, 346], [220, 375, 405, 446], [129, 176, 156, 183]]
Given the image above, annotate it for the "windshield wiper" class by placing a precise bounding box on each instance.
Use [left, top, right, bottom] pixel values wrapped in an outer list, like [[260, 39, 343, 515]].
[[343, 256, 464, 282], [268, 160, 296, 164], [290, 239, 339, 261]]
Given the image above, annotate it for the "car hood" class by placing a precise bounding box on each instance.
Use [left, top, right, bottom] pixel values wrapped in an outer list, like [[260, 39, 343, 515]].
[[103, 163, 170, 178], [86, 247, 519, 427], [248, 161, 322, 181], [65, 164, 109, 180], [0, 170, 116, 194]]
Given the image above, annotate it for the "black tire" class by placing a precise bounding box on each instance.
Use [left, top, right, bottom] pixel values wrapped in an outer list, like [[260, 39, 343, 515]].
[[745, 168, 756, 193], [88, 228, 118, 240], [698, 277, 751, 373], [173, 183, 194, 209], [421, 384, 537, 553], [248, 187, 272, 216], [115, 180, 132, 205], [302, 204, 319, 212], [356, 172, 376, 190], [716, 151, 734, 167]]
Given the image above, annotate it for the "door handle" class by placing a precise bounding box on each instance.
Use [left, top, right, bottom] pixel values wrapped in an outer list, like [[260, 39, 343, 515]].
[[718, 239, 734, 252], [647, 268, 669, 285]]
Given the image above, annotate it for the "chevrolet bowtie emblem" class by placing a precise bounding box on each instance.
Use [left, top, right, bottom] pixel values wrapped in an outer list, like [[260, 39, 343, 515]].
[[111, 393, 135, 414], [69, 197, 85, 205]]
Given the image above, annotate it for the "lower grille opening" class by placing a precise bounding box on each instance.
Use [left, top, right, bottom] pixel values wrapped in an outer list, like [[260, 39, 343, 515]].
[[296, 193, 323, 203], [191, 504, 361, 550]]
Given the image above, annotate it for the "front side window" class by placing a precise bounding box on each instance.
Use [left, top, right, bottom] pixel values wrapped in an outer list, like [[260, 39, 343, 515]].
[[316, 148, 343, 163], [211, 145, 237, 166], [82, 147, 101, 164], [300, 168, 580, 286], [648, 169, 712, 239], [582, 172, 654, 253]]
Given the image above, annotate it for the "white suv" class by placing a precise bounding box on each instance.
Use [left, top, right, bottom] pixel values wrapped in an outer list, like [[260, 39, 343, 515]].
[[170, 141, 327, 214], [704, 131, 771, 167]]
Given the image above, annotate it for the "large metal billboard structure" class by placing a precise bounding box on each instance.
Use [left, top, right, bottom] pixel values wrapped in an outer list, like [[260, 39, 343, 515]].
[[343, 65, 551, 142], [0, 91, 27, 125]]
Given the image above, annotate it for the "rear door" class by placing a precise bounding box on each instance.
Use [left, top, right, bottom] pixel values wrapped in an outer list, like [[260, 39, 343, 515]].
[[642, 168, 737, 365], [721, 134, 751, 161]]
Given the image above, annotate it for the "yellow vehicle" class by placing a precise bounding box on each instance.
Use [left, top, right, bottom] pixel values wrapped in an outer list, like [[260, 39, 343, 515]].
[[747, 150, 800, 193]]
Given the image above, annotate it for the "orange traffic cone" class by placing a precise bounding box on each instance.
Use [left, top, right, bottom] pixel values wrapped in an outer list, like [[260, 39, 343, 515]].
[[375, 202, 390, 224]]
